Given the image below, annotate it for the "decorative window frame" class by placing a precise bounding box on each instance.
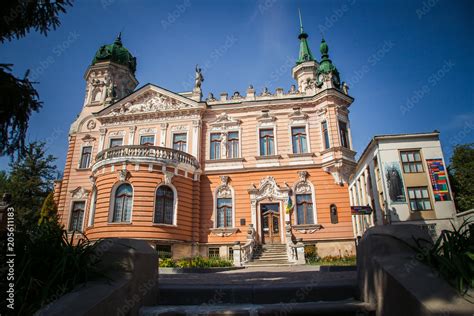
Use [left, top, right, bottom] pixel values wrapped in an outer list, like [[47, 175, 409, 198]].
[[153, 181, 178, 226], [108, 180, 134, 224], [170, 131, 189, 153], [288, 108, 311, 154], [87, 186, 97, 227], [256, 111, 278, 157], [293, 171, 318, 225], [108, 130, 125, 148], [207, 113, 242, 160], [77, 143, 94, 170], [317, 108, 333, 151], [68, 186, 90, 232], [138, 128, 157, 146], [212, 176, 236, 229]]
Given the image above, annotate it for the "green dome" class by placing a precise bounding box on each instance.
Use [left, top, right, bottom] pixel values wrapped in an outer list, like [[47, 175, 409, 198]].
[[317, 38, 337, 75], [92, 33, 137, 74]]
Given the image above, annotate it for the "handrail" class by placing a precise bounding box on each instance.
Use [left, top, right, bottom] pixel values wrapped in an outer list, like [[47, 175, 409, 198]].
[[94, 145, 200, 169]]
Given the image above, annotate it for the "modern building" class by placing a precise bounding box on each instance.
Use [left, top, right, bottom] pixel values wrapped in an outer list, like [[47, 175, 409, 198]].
[[54, 21, 359, 262], [348, 132, 456, 238]]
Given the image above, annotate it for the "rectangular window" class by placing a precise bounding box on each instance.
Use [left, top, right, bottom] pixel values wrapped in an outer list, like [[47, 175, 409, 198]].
[[296, 194, 314, 225], [156, 245, 172, 259], [407, 187, 432, 211], [339, 121, 349, 148], [109, 138, 123, 148], [228, 247, 234, 261], [291, 127, 308, 154], [79, 146, 92, 169], [69, 201, 85, 232], [140, 135, 155, 146], [208, 247, 220, 258], [210, 133, 221, 160], [322, 121, 330, 149], [259, 129, 275, 156], [400, 150, 423, 173], [216, 198, 232, 228], [227, 131, 239, 158], [173, 133, 187, 152]]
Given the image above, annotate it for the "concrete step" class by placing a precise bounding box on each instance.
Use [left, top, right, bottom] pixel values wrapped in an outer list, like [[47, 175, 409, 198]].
[[251, 257, 289, 262], [156, 281, 357, 306], [141, 300, 375, 316]]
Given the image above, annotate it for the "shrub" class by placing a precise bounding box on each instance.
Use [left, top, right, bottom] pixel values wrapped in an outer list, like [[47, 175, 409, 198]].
[[158, 256, 233, 268], [414, 219, 474, 295]]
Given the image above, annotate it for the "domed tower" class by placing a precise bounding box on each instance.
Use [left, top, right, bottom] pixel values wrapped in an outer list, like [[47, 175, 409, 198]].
[[83, 33, 138, 107], [314, 38, 341, 90]]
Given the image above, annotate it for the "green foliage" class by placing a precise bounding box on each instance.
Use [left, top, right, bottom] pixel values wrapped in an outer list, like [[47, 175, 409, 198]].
[[39, 192, 57, 224], [3, 142, 57, 225], [158, 256, 233, 268], [0, 218, 102, 315], [414, 220, 474, 295], [448, 143, 474, 212], [0, 0, 73, 43], [0, 64, 42, 158], [306, 255, 357, 266]]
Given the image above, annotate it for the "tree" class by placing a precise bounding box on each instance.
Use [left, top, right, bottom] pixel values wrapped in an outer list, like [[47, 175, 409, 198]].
[[0, 0, 73, 158], [8, 141, 57, 225], [39, 191, 58, 224], [448, 143, 474, 213]]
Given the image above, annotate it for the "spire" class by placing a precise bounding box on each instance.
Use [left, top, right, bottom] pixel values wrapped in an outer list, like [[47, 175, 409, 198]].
[[114, 32, 122, 46], [296, 9, 315, 65]]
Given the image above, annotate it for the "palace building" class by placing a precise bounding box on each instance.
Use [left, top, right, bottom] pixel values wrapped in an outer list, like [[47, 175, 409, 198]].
[[54, 22, 358, 262]]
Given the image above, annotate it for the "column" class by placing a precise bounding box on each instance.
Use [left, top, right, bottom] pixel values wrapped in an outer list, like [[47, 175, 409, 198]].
[[192, 120, 202, 160], [128, 126, 136, 145], [160, 123, 168, 147], [98, 128, 107, 152]]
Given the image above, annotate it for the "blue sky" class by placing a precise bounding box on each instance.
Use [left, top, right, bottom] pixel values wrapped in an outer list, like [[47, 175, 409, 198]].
[[0, 0, 473, 172]]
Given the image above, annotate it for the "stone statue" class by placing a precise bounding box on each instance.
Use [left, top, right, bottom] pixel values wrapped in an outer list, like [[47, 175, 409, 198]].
[[194, 64, 204, 89], [261, 87, 271, 96], [104, 75, 114, 100], [342, 82, 349, 94], [289, 84, 297, 94], [207, 92, 216, 102], [221, 133, 228, 157]]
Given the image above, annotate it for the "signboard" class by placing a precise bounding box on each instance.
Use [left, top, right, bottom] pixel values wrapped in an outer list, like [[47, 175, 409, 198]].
[[351, 206, 373, 215], [426, 159, 451, 201]]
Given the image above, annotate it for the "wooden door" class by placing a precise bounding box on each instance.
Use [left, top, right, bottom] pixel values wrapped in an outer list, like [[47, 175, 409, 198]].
[[261, 203, 281, 244]]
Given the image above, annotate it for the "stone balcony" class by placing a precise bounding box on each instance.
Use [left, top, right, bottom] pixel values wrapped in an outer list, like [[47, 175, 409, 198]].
[[92, 145, 200, 172]]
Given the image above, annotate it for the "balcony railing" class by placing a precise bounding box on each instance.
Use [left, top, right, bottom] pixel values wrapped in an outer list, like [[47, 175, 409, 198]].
[[94, 145, 200, 169]]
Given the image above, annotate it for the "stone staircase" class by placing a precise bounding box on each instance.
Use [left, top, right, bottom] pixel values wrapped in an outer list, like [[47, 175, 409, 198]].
[[245, 243, 293, 267]]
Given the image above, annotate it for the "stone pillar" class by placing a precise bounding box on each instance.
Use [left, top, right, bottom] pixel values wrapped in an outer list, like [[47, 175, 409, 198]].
[[160, 123, 168, 147], [232, 242, 242, 267], [191, 120, 201, 160], [295, 239, 305, 265], [98, 127, 107, 151], [250, 200, 257, 234], [128, 126, 136, 145]]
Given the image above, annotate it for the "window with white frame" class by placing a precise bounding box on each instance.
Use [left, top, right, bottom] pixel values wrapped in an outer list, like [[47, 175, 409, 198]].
[[291, 126, 308, 154], [154, 185, 175, 225], [173, 133, 187, 152], [227, 131, 239, 158], [216, 198, 232, 227], [296, 194, 314, 224], [79, 146, 92, 169], [400, 150, 423, 173], [259, 129, 275, 156], [210, 133, 221, 160], [407, 187, 432, 211], [110, 138, 123, 148], [208, 247, 220, 258], [112, 183, 133, 222], [69, 201, 85, 232], [140, 135, 155, 146]]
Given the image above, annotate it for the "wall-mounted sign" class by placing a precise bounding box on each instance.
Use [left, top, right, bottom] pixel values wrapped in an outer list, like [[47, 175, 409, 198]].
[[426, 159, 451, 201], [351, 206, 373, 215]]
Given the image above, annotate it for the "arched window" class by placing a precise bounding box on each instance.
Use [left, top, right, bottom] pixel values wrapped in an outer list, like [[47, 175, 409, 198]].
[[296, 194, 314, 225], [112, 183, 133, 222], [154, 186, 175, 224], [216, 198, 232, 227]]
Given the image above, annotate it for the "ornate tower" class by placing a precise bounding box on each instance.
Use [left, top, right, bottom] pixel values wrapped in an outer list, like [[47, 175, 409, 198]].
[[83, 33, 138, 108], [291, 10, 318, 93], [315, 38, 341, 90]]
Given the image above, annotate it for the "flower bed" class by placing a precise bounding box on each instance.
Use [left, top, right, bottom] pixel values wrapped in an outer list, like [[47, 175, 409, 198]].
[[159, 256, 233, 268]]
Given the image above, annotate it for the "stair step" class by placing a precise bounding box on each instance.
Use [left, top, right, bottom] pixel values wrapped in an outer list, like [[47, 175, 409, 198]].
[[251, 258, 289, 262], [141, 300, 375, 316], [156, 281, 357, 305]]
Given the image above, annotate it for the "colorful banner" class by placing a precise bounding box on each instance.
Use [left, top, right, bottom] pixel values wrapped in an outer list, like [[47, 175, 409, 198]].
[[426, 159, 451, 201]]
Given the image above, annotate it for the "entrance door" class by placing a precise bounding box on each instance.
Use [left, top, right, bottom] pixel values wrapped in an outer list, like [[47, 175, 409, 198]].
[[261, 203, 281, 244]]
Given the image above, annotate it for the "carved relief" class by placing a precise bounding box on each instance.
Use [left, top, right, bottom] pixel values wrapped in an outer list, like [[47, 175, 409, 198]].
[[70, 186, 90, 199], [86, 120, 97, 130], [109, 130, 125, 137], [294, 171, 311, 194], [81, 134, 96, 145], [118, 170, 131, 182], [171, 125, 189, 132], [216, 176, 232, 198], [248, 176, 290, 202], [163, 171, 174, 185], [139, 128, 157, 135], [209, 113, 242, 131]]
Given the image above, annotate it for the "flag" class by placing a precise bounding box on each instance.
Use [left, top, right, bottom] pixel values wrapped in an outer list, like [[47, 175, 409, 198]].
[[286, 196, 294, 214]]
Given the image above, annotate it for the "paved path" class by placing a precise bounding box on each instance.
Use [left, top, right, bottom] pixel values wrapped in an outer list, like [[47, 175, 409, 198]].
[[159, 265, 356, 286]]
